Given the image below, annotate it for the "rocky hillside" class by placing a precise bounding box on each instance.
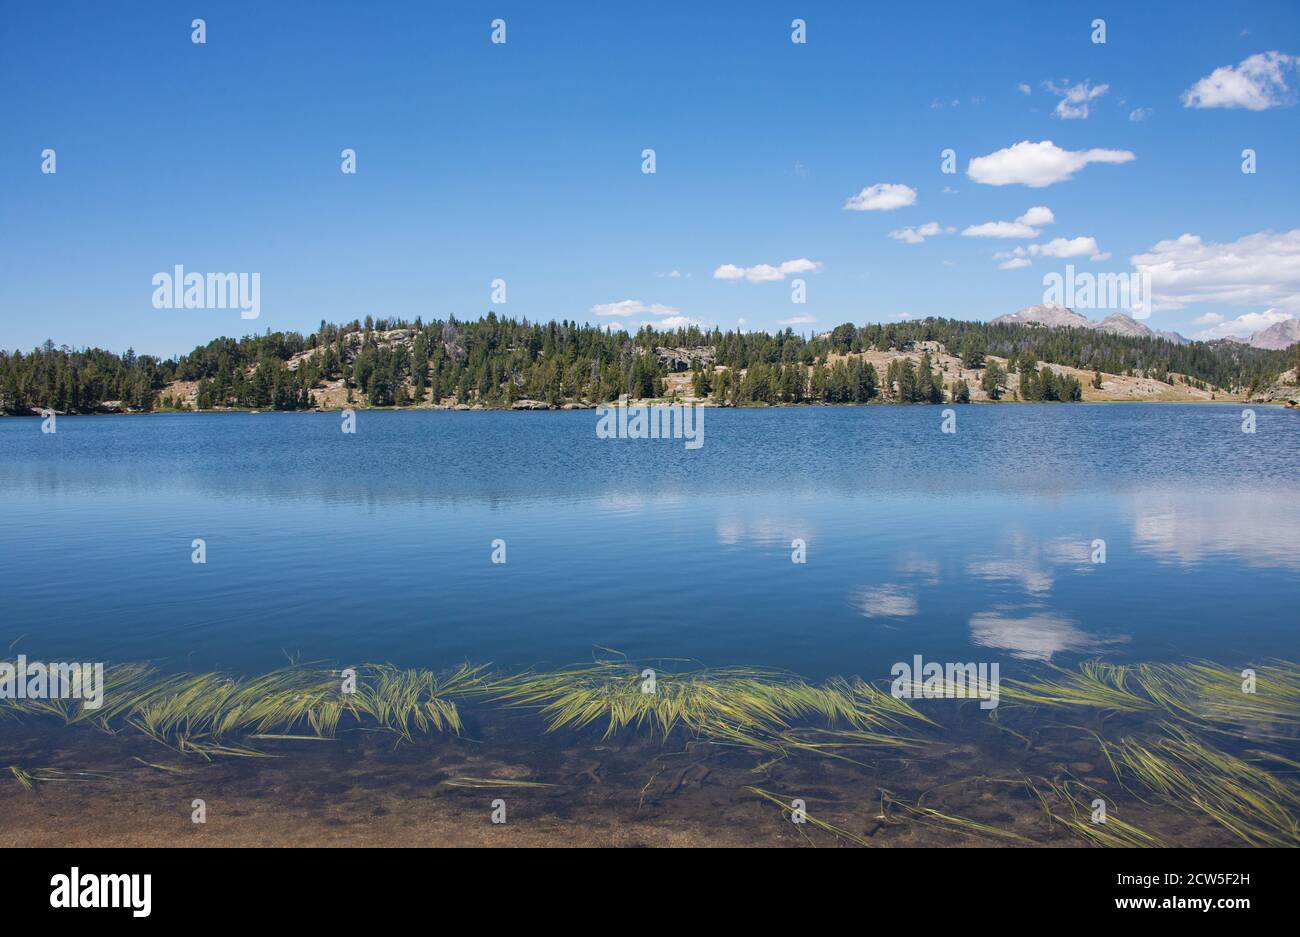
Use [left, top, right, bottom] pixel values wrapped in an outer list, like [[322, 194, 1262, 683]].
[[1249, 368, 1300, 407], [1245, 318, 1300, 350]]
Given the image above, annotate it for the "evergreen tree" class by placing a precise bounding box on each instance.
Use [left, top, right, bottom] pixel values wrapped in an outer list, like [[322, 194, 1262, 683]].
[[981, 360, 1006, 400]]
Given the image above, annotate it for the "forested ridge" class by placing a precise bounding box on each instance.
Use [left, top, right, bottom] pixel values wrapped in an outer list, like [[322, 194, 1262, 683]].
[[3, 313, 1295, 413]]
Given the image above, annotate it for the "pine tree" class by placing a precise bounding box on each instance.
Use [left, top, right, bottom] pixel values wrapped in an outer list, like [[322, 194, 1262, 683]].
[[981, 360, 1006, 400]]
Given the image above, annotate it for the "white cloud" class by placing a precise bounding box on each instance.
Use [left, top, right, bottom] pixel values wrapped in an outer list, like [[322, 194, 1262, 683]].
[[889, 221, 954, 244], [963, 206, 1054, 239], [778, 258, 822, 274], [1192, 312, 1224, 325], [1043, 80, 1110, 119], [1017, 82, 1032, 95], [890, 229, 925, 244], [713, 258, 823, 282], [1018, 206, 1055, 227], [1030, 236, 1104, 259], [967, 139, 1135, 187], [1129, 107, 1154, 121], [1131, 229, 1300, 313], [653, 315, 705, 330], [1194, 308, 1290, 340], [745, 264, 785, 282], [779, 314, 817, 326], [590, 299, 678, 317], [995, 233, 1107, 267], [964, 220, 1039, 238], [1182, 52, 1298, 110], [843, 183, 917, 211], [656, 270, 689, 278]]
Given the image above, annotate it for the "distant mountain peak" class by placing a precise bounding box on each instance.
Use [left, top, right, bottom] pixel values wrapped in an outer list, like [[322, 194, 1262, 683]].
[[990, 303, 1093, 329], [990, 304, 1189, 345], [1245, 318, 1300, 350], [1093, 312, 1152, 337]]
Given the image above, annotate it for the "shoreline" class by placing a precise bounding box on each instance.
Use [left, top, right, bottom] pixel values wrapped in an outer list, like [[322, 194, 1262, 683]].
[[4, 397, 1284, 418]]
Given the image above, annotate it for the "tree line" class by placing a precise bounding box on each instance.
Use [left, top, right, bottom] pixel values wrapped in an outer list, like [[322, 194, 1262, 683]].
[[3, 313, 1292, 413]]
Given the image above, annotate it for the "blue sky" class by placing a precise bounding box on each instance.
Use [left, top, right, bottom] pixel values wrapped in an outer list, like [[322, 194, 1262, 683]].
[[2, 1, 1299, 357]]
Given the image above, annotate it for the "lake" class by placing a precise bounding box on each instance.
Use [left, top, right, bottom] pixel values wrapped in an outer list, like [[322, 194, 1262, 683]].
[[2, 404, 1297, 677], [3, 403, 1299, 847]]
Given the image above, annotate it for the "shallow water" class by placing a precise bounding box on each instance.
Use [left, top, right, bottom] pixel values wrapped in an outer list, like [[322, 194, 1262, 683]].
[[0, 693, 1255, 847], [2, 404, 1298, 846]]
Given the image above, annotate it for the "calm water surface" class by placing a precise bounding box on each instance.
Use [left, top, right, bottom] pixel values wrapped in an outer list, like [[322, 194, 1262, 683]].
[[2, 404, 1297, 682]]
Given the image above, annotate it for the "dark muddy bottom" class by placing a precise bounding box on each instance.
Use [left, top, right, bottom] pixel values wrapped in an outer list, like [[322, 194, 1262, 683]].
[[0, 707, 1247, 847]]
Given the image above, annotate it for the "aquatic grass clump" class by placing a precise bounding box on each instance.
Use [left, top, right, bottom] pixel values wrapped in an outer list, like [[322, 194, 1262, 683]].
[[1001, 662, 1156, 714], [127, 666, 356, 751], [822, 676, 940, 731], [1097, 724, 1300, 847], [1002, 660, 1300, 845], [1002, 659, 1300, 737], [3, 655, 933, 763], [354, 663, 489, 739], [1129, 660, 1300, 738], [1, 662, 174, 728], [3, 659, 494, 757], [128, 662, 494, 752], [490, 662, 930, 752]]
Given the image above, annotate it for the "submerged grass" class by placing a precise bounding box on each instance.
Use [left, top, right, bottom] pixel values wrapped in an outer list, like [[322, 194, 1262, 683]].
[[2, 652, 1297, 848], [746, 786, 873, 847], [1001, 662, 1157, 713], [1130, 661, 1300, 738], [489, 661, 932, 767], [887, 800, 1033, 844], [1096, 724, 1300, 847], [1004, 659, 1300, 737], [1002, 660, 1300, 846], [438, 777, 558, 790], [2, 659, 494, 757], [1026, 777, 1167, 848], [9, 765, 116, 790]]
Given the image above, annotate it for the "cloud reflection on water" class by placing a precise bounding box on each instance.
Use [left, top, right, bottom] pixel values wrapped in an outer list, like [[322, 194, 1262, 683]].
[[1131, 490, 1300, 571], [969, 607, 1126, 661]]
